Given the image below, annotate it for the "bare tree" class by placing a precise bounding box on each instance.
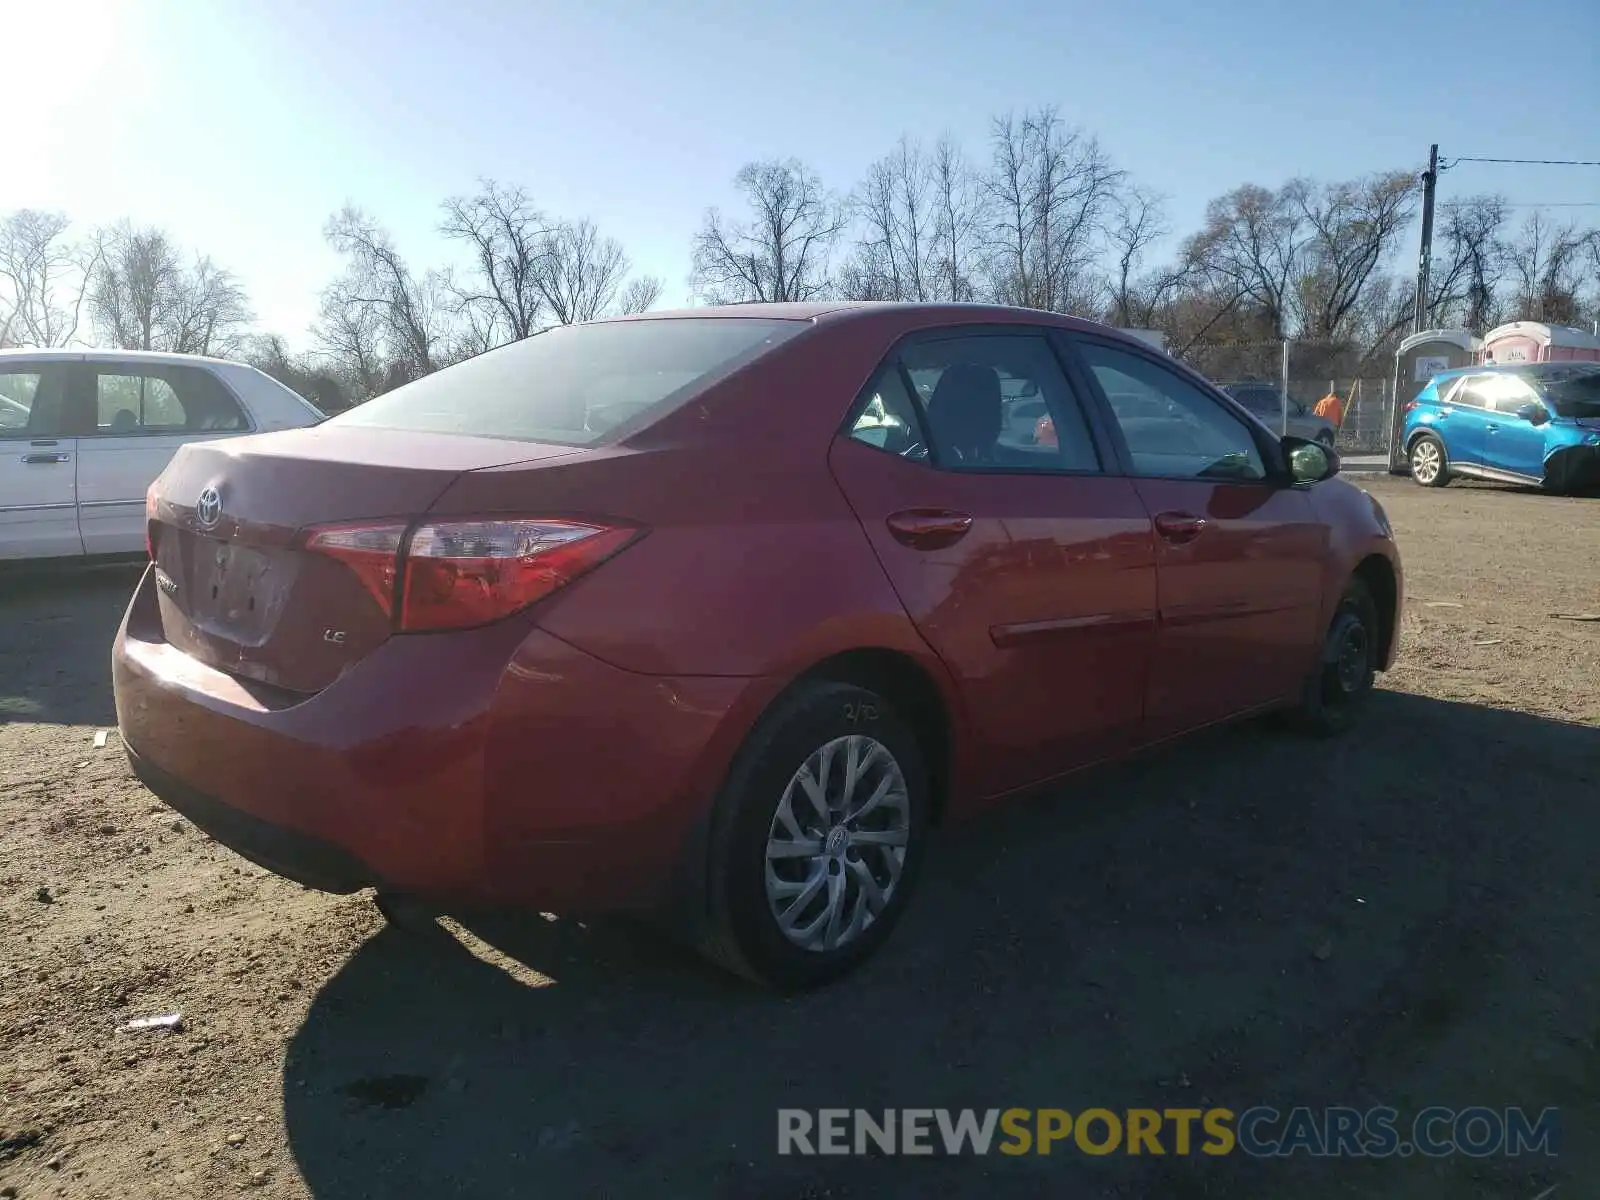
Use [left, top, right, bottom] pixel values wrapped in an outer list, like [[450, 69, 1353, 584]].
[[1504, 212, 1593, 325], [531, 219, 633, 324], [323, 206, 446, 376], [1106, 187, 1188, 327], [615, 275, 664, 315], [1293, 170, 1417, 340], [313, 290, 388, 397], [92, 225, 181, 350], [90, 223, 251, 354], [840, 137, 938, 301], [691, 159, 844, 303], [1426, 195, 1511, 330], [0, 210, 98, 347], [980, 108, 1124, 313], [1185, 183, 1306, 340], [929, 134, 982, 302], [439, 180, 552, 343], [165, 257, 251, 355]]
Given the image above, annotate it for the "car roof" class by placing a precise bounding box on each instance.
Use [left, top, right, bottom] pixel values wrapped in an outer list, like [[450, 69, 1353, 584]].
[[0, 347, 248, 369], [597, 300, 1128, 338], [1428, 361, 1599, 384]]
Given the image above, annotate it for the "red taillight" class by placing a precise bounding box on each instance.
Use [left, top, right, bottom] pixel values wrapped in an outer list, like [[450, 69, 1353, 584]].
[[1404, 400, 1419, 413], [303, 517, 638, 633], [304, 523, 407, 616]]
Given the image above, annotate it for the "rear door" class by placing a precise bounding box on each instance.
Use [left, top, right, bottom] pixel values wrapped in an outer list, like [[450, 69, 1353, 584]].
[[0, 361, 82, 560], [1434, 376, 1494, 466], [828, 327, 1158, 797], [1062, 334, 1327, 738], [75, 361, 254, 555]]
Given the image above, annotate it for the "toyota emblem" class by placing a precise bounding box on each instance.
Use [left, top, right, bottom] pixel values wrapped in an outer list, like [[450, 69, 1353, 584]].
[[195, 487, 223, 530]]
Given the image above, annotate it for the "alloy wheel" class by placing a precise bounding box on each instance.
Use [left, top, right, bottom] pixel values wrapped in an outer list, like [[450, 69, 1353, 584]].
[[1411, 439, 1441, 484], [764, 735, 910, 953]]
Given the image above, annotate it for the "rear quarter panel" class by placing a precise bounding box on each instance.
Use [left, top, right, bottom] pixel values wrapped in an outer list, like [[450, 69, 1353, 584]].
[[422, 311, 983, 770]]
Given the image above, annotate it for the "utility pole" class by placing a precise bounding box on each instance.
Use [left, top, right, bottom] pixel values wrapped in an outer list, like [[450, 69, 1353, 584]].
[[1412, 144, 1439, 335]]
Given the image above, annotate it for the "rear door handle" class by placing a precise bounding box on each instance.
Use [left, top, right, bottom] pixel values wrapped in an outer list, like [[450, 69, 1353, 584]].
[[21, 452, 70, 464], [1485, 423, 1499, 432], [885, 508, 973, 550], [1154, 511, 1206, 544]]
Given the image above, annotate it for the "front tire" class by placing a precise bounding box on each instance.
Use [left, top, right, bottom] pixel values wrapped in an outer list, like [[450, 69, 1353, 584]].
[[1409, 434, 1450, 487], [698, 681, 929, 991], [1287, 579, 1379, 737]]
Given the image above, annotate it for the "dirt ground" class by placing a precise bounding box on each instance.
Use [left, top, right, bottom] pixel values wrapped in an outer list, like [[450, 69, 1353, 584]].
[[2, 474, 1596, 1199]]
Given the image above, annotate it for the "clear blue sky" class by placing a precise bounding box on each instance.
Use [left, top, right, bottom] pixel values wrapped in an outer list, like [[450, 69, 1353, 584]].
[[12, 0, 1600, 347]]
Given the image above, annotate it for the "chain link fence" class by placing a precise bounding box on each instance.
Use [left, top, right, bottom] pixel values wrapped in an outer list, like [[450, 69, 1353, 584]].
[[1174, 338, 1399, 457]]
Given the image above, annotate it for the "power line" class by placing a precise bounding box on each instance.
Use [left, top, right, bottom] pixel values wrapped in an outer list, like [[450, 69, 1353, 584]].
[[1440, 200, 1600, 208], [1443, 155, 1600, 168]]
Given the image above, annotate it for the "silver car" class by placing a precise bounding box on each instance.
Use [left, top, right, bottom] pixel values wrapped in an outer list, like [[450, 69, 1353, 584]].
[[1220, 382, 1336, 445]]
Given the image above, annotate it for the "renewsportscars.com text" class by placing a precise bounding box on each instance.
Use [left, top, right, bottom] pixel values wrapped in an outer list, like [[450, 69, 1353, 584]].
[[777, 1106, 1560, 1158]]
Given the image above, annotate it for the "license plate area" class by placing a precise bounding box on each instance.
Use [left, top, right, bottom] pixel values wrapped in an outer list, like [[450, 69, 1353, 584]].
[[181, 535, 297, 646]]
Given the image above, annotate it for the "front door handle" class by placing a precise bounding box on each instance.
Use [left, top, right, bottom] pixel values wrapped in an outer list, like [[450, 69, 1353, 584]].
[[886, 508, 973, 551], [21, 452, 70, 464], [1154, 511, 1206, 544], [1484, 423, 1499, 432]]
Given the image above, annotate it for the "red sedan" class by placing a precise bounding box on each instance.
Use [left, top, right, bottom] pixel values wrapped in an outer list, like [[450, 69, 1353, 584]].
[[114, 303, 1402, 990]]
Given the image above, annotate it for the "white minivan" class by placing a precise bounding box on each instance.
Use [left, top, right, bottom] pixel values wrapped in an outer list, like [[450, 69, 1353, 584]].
[[0, 349, 324, 561]]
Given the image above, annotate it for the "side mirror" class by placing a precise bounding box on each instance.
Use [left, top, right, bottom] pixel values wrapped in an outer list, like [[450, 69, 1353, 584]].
[[1283, 435, 1339, 485], [1514, 402, 1549, 426]]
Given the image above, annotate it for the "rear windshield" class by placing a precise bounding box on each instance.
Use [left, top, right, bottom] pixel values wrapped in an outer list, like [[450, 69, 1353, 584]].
[[327, 318, 806, 445]]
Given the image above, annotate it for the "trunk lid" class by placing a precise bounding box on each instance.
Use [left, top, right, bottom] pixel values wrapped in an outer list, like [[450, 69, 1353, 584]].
[[148, 426, 580, 695]]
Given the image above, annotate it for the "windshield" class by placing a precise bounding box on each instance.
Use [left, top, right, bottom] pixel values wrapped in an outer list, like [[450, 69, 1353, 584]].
[[328, 318, 807, 445], [1531, 365, 1600, 417]]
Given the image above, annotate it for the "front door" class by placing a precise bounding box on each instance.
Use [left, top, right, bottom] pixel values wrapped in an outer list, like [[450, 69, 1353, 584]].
[[1064, 335, 1327, 739], [0, 361, 82, 560], [828, 329, 1158, 797], [73, 361, 252, 555], [1480, 376, 1550, 479]]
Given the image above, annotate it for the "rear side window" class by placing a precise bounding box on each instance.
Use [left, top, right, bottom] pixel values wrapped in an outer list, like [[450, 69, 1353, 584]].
[[90, 365, 248, 434], [0, 370, 42, 433], [329, 318, 807, 445]]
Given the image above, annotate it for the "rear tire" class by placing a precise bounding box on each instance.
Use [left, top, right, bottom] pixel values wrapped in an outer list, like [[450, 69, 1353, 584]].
[[1287, 579, 1379, 737], [373, 890, 441, 934], [697, 681, 929, 991], [1408, 434, 1450, 487]]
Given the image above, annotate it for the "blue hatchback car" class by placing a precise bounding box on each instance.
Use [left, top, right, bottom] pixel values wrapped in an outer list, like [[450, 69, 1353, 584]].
[[1402, 362, 1600, 492]]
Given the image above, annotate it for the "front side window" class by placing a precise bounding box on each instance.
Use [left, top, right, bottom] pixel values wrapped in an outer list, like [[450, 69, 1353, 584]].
[[0, 366, 71, 437], [91, 366, 247, 435], [1479, 374, 1542, 414], [1076, 341, 1266, 482], [896, 334, 1101, 473]]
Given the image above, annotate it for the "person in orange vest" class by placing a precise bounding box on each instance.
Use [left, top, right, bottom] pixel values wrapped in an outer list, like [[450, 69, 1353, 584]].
[[1313, 388, 1344, 427]]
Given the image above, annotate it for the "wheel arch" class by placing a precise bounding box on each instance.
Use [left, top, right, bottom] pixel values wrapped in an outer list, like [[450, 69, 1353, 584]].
[[787, 647, 957, 826], [1405, 425, 1445, 455]]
